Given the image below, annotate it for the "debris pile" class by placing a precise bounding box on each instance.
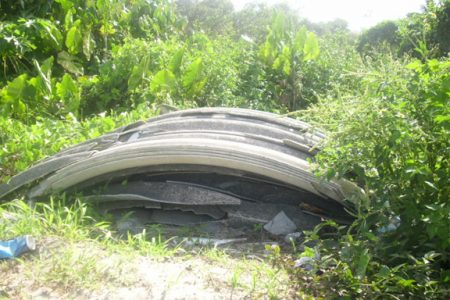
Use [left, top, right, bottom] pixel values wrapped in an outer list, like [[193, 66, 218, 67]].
[[0, 108, 358, 239]]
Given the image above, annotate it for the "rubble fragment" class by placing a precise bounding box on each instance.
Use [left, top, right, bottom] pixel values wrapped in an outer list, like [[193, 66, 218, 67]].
[[263, 211, 297, 235]]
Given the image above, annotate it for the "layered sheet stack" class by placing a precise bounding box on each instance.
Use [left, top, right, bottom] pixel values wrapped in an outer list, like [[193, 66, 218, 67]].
[[0, 108, 358, 232]]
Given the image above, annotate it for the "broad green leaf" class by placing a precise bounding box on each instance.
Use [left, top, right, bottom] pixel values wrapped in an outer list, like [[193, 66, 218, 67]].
[[56, 74, 80, 114], [272, 56, 282, 70], [397, 278, 416, 287], [303, 32, 320, 61], [56, 0, 75, 11], [36, 19, 63, 49], [260, 41, 273, 62], [100, 23, 116, 36], [283, 59, 291, 75], [57, 51, 84, 76], [272, 46, 292, 74], [82, 29, 95, 61], [294, 27, 307, 52], [189, 78, 207, 97], [33, 57, 54, 94], [128, 56, 150, 90], [40, 56, 54, 75], [2, 74, 35, 116], [4, 75, 31, 102], [96, 0, 109, 12], [17, 99, 27, 114], [150, 70, 176, 93], [66, 20, 82, 54], [377, 265, 390, 278], [64, 9, 73, 31], [300, 246, 316, 258], [169, 48, 185, 75], [154, 6, 166, 26], [355, 249, 371, 279], [406, 60, 422, 71], [183, 58, 203, 89], [281, 46, 291, 75], [426, 222, 439, 238], [434, 114, 450, 123], [27, 77, 41, 91], [128, 66, 143, 91]]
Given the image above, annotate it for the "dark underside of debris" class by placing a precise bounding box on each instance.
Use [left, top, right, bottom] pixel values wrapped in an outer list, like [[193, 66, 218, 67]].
[[74, 167, 352, 238], [0, 108, 358, 240]]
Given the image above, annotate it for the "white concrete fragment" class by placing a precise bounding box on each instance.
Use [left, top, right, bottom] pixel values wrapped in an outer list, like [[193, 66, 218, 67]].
[[263, 211, 297, 235]]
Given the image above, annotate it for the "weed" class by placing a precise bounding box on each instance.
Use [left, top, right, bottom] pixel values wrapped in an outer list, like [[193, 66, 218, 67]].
[[230, 267, 243, 289]]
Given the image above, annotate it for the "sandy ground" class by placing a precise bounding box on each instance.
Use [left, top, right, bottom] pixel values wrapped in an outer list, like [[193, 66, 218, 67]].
[[0, 237, 293, 300]]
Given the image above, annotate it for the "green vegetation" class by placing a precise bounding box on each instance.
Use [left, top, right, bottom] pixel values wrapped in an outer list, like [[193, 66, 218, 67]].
[[0, 102, 156, 180], [1, 0, 449, 298], [0, 199, 292, 298]]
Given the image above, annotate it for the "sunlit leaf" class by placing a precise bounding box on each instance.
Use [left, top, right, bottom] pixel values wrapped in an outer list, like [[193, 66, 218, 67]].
[[4, 74, 27, 102], [272, 56, 282, 70], [302, 246, 316, 258], [183, 58, 203, 89], [281, 46, 291, 75], [355, 249, 371, 279], [128, 56, 150, 90], [64, 9, 73, 31], [434, 114, 450, 123], [57, 51, 84, 76], [377, 265, 390, 278], [56, 0, 75, 11], [128, 66, 143, 91], [36, 19, 63, 49], [2, 74, 35, 116], [406, 60, 422, 71], [56, 74, 80, 114], [397, 278, 416, 287], [82, 29, 95, 61], [66, 20, 82, 54], [33, 57, 54, 94], [294, 27, 307, 53], [189, 78, 207, 96], [303, 32, 319, 61], [150, 69, 176, 93], [169, 48, 185, 75]]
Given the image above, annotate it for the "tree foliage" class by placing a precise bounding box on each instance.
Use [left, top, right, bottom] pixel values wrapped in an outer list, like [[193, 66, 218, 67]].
[[357, 21, 400, 54], [259, 13, 320, 110], [296, 54, 449, 299], [357, 0, 450, 58]]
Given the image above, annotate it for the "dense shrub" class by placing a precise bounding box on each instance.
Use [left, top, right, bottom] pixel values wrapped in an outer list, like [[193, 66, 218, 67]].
[[357, 21, 401, 55], [296, 54, 449, 299]]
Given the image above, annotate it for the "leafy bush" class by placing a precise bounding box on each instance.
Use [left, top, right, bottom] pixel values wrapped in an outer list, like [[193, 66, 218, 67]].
[[296, 54, 449, 299], [0, 0, 181, 120], [357, 21, 401, 55], [81, 33, 262, 113], [259, 12, 320, 111], [0, 56, 82, 121], [301, 31, 362, 104]]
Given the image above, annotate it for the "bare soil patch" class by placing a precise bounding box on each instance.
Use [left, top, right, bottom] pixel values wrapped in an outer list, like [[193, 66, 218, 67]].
[[0, 237, 294, 300]]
